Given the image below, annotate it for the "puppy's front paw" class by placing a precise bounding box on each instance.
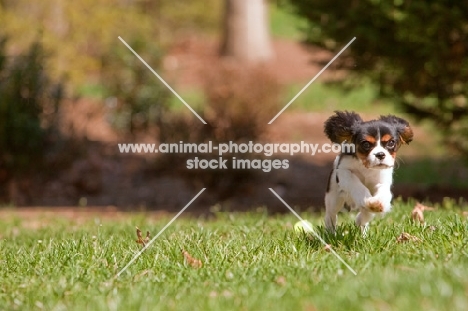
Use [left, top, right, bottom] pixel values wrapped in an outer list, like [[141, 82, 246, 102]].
[[365, 197, 384, 213]]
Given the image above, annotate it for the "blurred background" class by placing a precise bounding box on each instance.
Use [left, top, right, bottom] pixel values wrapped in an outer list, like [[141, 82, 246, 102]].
[[1, 0, 468, 211]]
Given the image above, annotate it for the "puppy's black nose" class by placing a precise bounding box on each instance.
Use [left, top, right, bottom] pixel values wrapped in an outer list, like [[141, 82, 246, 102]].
[[375, 152, 386, 160]]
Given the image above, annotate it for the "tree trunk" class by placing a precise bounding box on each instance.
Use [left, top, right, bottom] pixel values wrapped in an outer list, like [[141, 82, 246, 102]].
[[220, 0, 274, 63]]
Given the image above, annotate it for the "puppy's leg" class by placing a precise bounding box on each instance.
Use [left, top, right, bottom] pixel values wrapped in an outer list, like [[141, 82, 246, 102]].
[[367, 169, 394, 213], [356, 209, 374, 235], [336, 169, 372, 208], [325, 191, 344, 233], [371, 184, 392, 213], [338, 169, 388, 213]]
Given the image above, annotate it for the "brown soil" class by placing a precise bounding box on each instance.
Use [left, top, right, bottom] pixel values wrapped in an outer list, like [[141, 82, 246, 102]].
[[163, 36, 337, 87]]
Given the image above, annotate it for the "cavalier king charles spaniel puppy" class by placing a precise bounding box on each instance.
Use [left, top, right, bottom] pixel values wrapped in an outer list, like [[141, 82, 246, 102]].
[[324, 111, 413, 233]]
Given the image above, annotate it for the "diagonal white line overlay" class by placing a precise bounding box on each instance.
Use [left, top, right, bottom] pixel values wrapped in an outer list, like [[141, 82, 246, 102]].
[[268, 188, 357, 275], [118, 36, 207, 124], [268, 37, 356, 124], [115, 188, 206, 278]]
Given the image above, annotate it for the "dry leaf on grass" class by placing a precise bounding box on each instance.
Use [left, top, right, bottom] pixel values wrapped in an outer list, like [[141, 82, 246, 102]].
[[181, 249, 203, 268], [324, 244, 332, 252], [396, 232, 422, 243], [275, 276, 287, 286], [134, 269, 150, 281], [411, 202, 435, 224], [135, 227, 150, 246]]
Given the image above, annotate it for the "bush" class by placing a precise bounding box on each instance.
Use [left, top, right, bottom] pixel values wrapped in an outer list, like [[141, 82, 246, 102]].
[[155, 63, 281, 200], [0, 36, 63, 200], [101, 38, 171, 135], [203, 62, 280, 142], [0, 38, 61, 170], [156, 62, 280, 148]]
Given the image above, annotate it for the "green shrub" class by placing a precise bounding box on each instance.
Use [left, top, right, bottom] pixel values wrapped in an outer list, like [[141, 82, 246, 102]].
[[0, 36, 63, 199], [203, 62, 280, 142], [155, 63, 281, 200], [101, 38, 171, 135], [0, 37, 61, 171]]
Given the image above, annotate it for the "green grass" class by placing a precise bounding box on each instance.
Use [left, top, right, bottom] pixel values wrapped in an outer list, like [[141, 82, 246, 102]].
[[79, 80, 402, 118], [169, 82, 390, 115], [76, 83, 108, 99], [284, 82, 397, 114], [1, 200, 468, 311], [167, 87, 205, 112], [394, 158, 468, 188]]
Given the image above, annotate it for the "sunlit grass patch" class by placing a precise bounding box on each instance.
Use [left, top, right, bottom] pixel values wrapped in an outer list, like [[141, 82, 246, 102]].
[[0, 201, 467, 310]]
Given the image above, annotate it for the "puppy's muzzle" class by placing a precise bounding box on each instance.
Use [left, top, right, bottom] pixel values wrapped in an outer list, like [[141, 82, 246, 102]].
[[374, 152, 385, 160]]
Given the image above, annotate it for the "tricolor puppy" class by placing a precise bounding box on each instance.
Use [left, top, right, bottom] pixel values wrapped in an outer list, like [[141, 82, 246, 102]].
[[324, 111, 413, 233]]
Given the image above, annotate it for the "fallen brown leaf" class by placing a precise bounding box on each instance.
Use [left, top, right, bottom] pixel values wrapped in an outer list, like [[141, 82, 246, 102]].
[[397, 232, 422, 243], [135, 227, 150, 246], [275, 276, 287, 286], [411, 202, 435, 224], [134, 269, 150, 281], [181, 249, 203, 268]]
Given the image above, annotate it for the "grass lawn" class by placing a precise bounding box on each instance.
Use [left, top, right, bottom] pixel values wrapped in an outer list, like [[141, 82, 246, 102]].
[[281, 82, 395, 114], [1, 199, 468, 311]]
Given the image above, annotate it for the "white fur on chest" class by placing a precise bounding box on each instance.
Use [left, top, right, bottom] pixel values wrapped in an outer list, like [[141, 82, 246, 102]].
[[334, 155, 393, 195]]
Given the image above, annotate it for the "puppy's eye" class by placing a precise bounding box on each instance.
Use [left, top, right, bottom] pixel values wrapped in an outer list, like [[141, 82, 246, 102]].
[[386, 140, 396, 148], [361, 141, 372, 150]]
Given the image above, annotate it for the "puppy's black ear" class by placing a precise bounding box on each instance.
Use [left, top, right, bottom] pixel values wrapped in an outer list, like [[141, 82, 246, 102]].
[[324, 111, 362, 143], [379, 115, 414, 144]]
